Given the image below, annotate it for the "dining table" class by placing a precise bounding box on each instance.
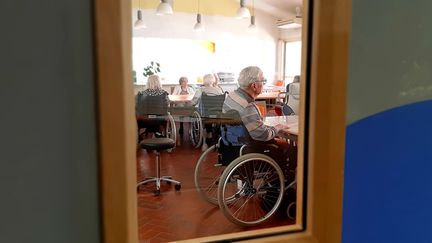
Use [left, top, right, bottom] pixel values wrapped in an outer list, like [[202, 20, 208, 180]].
[[168, 94, 194, 104], [256, 91, 281, 100]]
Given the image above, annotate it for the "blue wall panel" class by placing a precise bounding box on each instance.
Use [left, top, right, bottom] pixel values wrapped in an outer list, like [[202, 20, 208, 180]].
[[342, 100, 432, 243]]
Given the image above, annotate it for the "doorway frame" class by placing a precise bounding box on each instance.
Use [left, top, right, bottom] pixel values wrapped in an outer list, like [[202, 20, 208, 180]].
[[94, 0, 351, 241]]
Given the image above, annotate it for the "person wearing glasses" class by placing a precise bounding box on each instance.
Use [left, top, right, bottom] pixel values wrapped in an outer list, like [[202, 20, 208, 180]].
[[222, 66, 290, 146]]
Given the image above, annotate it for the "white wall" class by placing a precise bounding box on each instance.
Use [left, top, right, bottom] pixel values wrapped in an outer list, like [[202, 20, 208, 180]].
[[132, 9, 289, 84]]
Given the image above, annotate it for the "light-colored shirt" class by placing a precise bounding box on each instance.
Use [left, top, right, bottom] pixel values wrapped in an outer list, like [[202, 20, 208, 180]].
[[191, 85, 224, 106], [172, 85, 195, 95], [222, 88, 277, 142]]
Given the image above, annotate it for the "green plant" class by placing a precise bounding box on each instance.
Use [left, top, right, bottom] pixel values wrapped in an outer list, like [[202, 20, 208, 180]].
[[143, 61, 161, 77]]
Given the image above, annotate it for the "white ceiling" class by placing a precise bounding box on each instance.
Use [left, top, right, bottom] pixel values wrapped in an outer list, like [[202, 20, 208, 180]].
[[249, 0, 303, 19]]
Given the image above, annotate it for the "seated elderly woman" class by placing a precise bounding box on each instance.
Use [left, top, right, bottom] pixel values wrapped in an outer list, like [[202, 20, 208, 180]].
[[172, 76, 195, 96], [190, 74, 225, 150], [171, 76, 195, 134], [191, 73, 224, 105], [135, 75, 170, 139]]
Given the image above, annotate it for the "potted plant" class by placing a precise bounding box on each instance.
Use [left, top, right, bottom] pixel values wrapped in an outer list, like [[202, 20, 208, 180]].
[[143, 61, 161, 77]]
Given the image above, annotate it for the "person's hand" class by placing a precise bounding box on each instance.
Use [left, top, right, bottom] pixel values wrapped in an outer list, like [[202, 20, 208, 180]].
[[274, 124, 291, 137]]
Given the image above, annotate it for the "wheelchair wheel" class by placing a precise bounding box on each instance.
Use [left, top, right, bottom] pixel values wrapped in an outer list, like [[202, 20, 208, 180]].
[[189, 111, 203, 148], [194, 144, 224, 205], [165, 113, 176, 152], [217, 153, 285, 226], [165, 113, 177, 142]]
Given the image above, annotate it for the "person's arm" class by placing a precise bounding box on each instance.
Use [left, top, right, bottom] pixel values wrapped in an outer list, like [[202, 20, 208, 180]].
[[172, 85, 181, 95], [188, 86, 196, 95], [190, 89, 202, 106], [242, 103, 277, 141]]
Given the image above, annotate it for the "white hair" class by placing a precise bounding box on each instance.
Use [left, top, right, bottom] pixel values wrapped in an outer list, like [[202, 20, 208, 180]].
[[238, 66, 262, 88], [146, 75, 162, 90], [202, 73, 215, 87]]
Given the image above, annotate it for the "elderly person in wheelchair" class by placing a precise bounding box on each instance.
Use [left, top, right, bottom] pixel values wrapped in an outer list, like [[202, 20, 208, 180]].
[[222, 66, 291, 151], [189, 73, 225, 151], [194, 66, 297, 226]]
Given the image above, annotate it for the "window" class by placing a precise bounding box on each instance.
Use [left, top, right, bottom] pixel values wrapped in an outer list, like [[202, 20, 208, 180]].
[[284, 41, 302, 83], [95, 0, 350, 242]]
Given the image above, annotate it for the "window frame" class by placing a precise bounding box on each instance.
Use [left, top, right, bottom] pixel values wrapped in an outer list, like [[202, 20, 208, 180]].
[[93, 0, 351, 241]]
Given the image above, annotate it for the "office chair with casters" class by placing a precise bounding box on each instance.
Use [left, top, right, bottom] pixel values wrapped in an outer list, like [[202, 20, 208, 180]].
[[135, 93, 176, 148], [137, 137, 181, 195]]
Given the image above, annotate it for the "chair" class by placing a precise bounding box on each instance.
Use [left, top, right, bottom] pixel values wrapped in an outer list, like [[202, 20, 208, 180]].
[[137, 137, 181, 195], [285, 76, 300, 114], [135, 92, 176, 144], [274, 76, 300, 115], [189, 92, 227, 148]]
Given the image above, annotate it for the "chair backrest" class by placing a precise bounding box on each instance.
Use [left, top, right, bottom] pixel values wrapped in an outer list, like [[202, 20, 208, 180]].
[[136, 92, 168, 116], [218, 110, 285, 166], [198, 92, 226, 117], [219, 109, 251, 146], [284, 76, 300, 114], [286, 75, 300, 92], [282, 104, 295, 115]]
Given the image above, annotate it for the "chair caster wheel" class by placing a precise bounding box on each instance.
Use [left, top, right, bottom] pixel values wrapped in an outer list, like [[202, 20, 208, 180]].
[[154, 190, 161, 196], [174, 184, 181, 191]]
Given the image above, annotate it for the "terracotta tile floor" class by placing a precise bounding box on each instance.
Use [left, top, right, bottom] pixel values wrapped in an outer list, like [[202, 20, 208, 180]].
[[136, 123, 294, 242]]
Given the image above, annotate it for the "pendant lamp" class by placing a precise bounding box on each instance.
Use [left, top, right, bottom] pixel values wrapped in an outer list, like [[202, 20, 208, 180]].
[[236, 0, 250, 19], [134, 0, 146, 29], [249, 15, 256, 29], [248, 0, 256, 29], [193, 0, 204, 31], [156, 0, 173, 15]]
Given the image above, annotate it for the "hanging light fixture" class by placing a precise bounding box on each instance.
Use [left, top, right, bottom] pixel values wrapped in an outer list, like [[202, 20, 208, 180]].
[[236, 0, 250, 19], [156, 0, 173, 15], [134, 0, 147, 29], [194, 14, 205, 32], [193, 0, 204, 31], [249, 16, 256, 29], [248, 0, 256, 29]]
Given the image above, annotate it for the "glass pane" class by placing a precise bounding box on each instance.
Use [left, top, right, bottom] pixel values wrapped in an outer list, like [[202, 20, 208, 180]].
[[284, 41, 302, 82], [133, 1, 307, 241]]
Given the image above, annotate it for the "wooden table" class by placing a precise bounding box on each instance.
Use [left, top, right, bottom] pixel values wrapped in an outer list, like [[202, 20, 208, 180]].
[[168, 94, 194, 103], [169, 93, 281, 103], [256, 91, 281, 100]]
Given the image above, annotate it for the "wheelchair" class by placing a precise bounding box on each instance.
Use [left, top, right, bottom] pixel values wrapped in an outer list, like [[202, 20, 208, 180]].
[[194, 112, 297, 226], [136, 92, 176, 147], [189, 92, 227, 148]]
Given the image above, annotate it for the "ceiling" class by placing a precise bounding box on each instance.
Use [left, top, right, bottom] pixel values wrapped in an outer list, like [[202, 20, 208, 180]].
[[253, 0, 303, 19], [133, 0, 303, 20]]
